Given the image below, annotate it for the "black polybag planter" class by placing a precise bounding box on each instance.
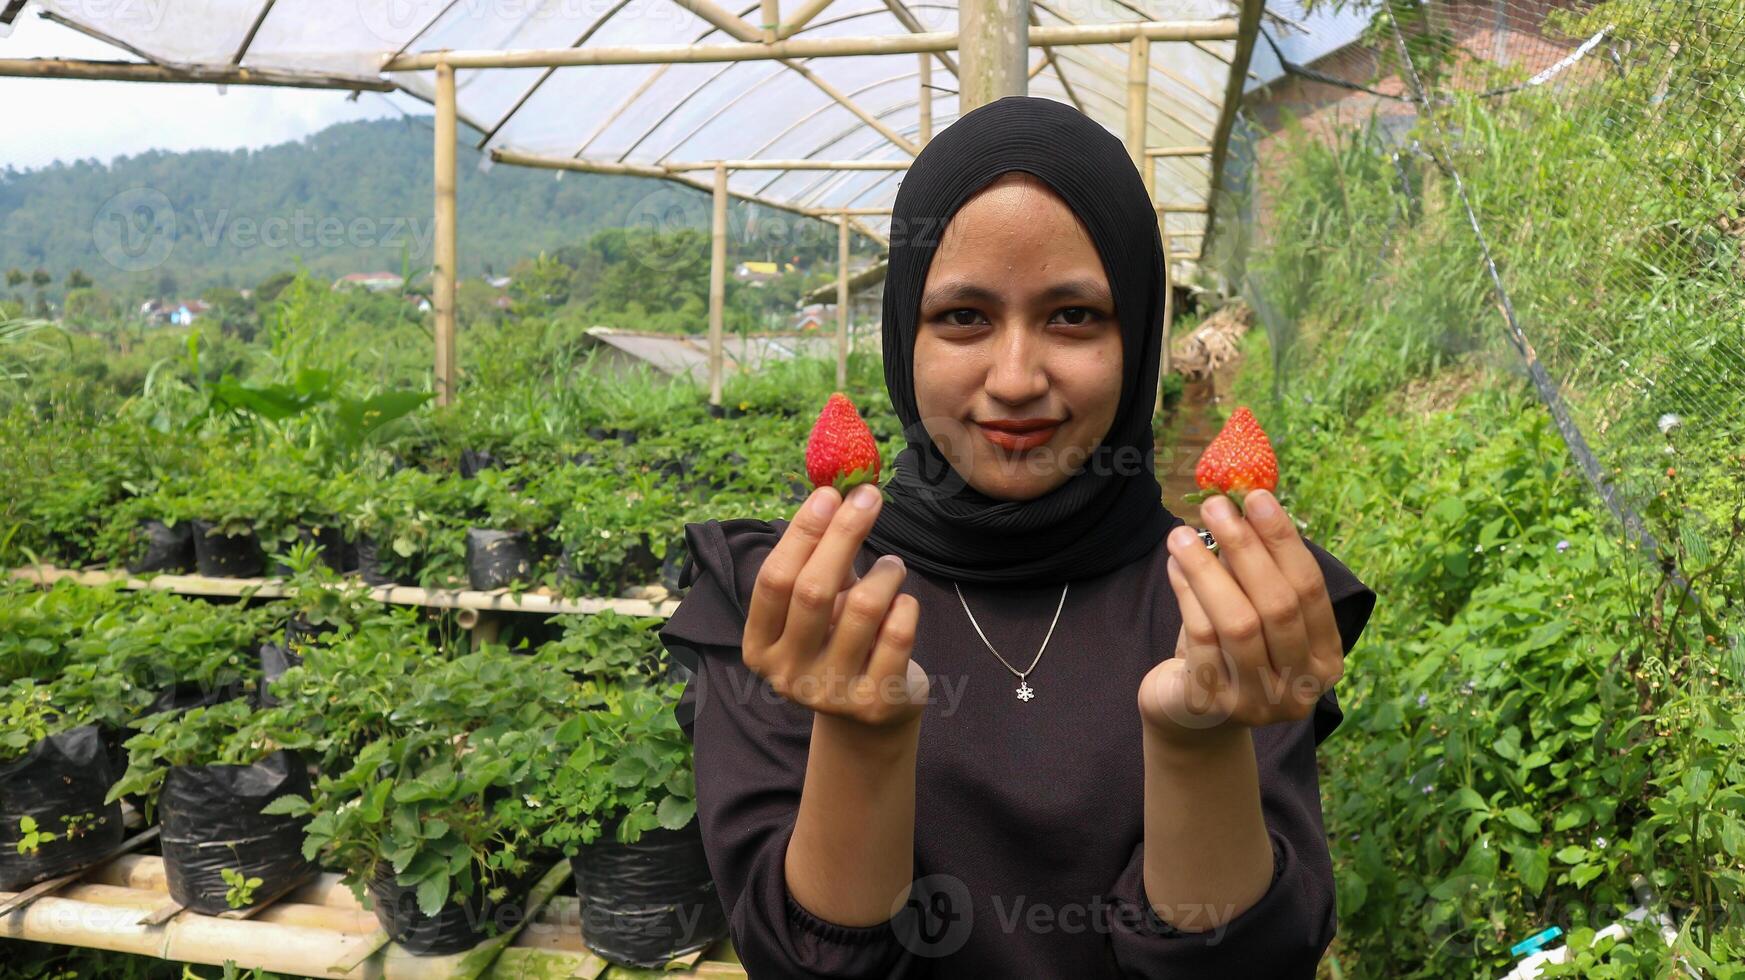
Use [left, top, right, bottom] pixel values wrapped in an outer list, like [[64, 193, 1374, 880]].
[[355, 535, 420, 587], [459, 449, 500, 479], [128, 519, 194, 574], [256, 643, 302, 708], [571, 817, 727, 968], [0, 725, 125, 891], [159, 750, 317, 915], [267, 526, 348, 576], [366, 858, 545, 956], [465, 528, 535, 590], [190, 520, 265, 578], [284, 615, 338, 651]]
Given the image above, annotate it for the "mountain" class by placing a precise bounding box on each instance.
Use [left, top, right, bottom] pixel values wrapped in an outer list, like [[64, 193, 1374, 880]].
[[0, 117, 686, 300]]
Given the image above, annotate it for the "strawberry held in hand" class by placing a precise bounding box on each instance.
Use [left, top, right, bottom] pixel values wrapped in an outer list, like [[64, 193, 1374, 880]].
[[1184, 406, 1278, 510], [805, 392, 882, 493]]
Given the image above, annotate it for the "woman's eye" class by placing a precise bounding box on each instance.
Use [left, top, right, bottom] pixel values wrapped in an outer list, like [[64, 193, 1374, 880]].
[[1052, 307, 1100, 326], [942, 308, 986, 327]]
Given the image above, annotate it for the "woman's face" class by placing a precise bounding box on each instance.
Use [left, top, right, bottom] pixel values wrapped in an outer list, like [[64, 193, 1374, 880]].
[[913, 172, 1124, 502]]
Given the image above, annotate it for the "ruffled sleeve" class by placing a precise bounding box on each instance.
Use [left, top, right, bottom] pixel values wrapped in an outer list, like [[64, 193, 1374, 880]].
[[1105, 538, 1376, 978], [658, 518, 921, 980]]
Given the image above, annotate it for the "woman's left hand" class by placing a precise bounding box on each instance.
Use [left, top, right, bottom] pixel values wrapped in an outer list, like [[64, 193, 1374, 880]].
[[1138, 489, 1345, 749]]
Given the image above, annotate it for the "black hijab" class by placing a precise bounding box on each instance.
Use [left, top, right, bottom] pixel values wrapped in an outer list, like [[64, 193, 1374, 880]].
[[864, 95, 1178, 586]]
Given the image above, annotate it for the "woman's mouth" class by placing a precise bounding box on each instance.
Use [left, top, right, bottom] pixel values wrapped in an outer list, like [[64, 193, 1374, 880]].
[[976, 418, 1062, 452]]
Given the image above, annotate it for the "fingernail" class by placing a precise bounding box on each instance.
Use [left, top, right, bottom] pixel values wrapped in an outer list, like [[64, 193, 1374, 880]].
[[810, 490, 839, 518], [1168, 526, 1198, 552], [1203, 495, 1234, 521], [1247, 491, 1279, 520], [851, 484, 881, 509], [877, 554, 904, 571]]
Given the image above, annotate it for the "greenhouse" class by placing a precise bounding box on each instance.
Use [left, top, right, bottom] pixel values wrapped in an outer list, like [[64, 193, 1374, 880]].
[[2, 0, 1744, 977]]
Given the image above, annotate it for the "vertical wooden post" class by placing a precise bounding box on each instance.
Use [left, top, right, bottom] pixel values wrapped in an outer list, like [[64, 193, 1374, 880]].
[[709, 161, 727, 406], [433, 59, 458, 406], [836, 210, 849, 389], [917, 53, 933, 145], [760, 0, 778, 42], [1125, 34, 1149, 171], [958, 0, 1029, 111]]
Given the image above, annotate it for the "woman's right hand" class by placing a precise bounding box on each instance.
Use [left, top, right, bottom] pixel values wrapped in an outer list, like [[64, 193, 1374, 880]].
[[742, 483, 930, 730]]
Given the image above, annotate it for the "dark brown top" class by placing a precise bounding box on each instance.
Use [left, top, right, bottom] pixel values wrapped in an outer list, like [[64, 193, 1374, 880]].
[[659, 514, 1375, 979]]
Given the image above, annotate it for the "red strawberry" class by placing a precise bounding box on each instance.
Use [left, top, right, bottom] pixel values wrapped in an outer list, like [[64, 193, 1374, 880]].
[[806, 392, 882, 493], [1183, 406, 1278, 509]]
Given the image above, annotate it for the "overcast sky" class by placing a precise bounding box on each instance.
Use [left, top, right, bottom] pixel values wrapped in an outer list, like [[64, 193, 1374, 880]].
[[1, 16, 417, 171]]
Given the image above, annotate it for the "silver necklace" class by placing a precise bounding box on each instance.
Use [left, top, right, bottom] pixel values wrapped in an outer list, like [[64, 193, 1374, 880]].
[[952, 580, 1069, 703]]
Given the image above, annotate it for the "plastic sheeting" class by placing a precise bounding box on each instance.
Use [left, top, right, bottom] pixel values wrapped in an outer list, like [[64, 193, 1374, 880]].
[[32, 0, 1248, 250]]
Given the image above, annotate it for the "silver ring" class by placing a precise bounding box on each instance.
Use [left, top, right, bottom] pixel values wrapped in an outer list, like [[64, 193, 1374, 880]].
[[1197, 528, 1219, 554]]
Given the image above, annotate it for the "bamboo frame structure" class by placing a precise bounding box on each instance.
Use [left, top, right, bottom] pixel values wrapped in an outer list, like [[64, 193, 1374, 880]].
[[433, 61, 458, 406], [710, 162, 729, 406], [0, 58, 393, 90], [382, 20, 1241, 70], [837, 210, 851, 387]]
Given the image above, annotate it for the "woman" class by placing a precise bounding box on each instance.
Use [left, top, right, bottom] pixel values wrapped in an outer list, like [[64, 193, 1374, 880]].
[[659, 96, 1376, 978]]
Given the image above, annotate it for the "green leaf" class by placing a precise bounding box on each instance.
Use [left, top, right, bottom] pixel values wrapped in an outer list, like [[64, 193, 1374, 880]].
[[1502, 807, 1541, 834], [416, 873, 451, 917], [656, 795, 696, 831]]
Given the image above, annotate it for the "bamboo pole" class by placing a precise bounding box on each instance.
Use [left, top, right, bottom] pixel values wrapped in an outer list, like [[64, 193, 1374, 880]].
[[958, 0, 1030, 110], [883, 0, 958, 74], [1154, 203, 1210, 213], [918, 53, 933, 145], [709, 162, 728, 407], [0, 58, 394, 90], [775, 0, 833, 38], [383, 20, 1241, 70], [1146, 145, 1213, 157], [760, 0, 778, 41], [1126, 34, 1149, 172], [836, 211, 850, 389], [433, 60, 458, 407], [665, 160, 909, 171]]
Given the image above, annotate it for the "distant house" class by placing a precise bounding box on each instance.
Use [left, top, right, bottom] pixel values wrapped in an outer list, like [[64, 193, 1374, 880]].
[[139, 299, 209, 326], [734, 260, 797, 286], [791, 303, 837, 332], [485, 275, 513, 290], [333, 271, 405, 292]]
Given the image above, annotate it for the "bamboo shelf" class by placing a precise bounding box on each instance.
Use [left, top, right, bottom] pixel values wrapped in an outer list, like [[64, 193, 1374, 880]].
[[1, 855, 745, 979], [7, 566, 684, 619]]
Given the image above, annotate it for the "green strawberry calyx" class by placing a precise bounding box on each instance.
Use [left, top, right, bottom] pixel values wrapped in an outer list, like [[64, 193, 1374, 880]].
[[1182, 487, 1250, 512]]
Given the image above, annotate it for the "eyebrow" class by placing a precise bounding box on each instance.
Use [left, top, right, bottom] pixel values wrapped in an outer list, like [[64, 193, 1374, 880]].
[[922, 277, 1114, 310]]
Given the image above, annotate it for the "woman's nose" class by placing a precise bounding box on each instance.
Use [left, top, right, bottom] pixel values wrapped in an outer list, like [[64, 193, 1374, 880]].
[[984, 321, 1048, 407]]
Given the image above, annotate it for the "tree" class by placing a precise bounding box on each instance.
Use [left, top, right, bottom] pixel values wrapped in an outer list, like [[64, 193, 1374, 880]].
[[4, 269, 22, 289], [30, 269, 50, 289], [65, 268, 92, 289]]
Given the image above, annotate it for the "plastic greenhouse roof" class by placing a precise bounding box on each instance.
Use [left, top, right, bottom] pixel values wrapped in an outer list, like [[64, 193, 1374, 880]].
[[31, 0, 1249, 250]]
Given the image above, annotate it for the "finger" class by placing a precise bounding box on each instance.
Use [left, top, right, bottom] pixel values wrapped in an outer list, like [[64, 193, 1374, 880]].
[[1243, 490, 1343, 680], [1166, 555, 1230, 719], [1199, 494, 1311, 682], [1166, 523, 1271, 712], [784, 483, 884, 660], [746, 487, 841, 651], [818, 554, 908, 683], [864, 593, 924, 718]]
